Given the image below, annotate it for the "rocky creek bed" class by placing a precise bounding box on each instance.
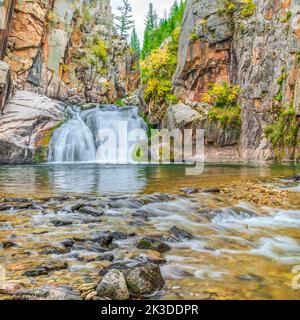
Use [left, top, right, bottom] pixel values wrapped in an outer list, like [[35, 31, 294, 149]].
[[0, 176, 300, 300]]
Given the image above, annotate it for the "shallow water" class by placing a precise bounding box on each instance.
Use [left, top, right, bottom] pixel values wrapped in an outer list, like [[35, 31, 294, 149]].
[[0, 163, 299, 196], [0, 163, 300, 300]]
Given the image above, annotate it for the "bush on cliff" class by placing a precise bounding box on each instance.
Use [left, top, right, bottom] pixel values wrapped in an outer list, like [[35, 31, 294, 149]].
[[265, 105, 299, 159], [141, 28, 180, 122], [203, 82, 241, 128]]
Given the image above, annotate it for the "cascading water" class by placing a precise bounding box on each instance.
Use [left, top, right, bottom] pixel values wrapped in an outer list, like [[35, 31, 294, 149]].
[[48, 105, 147, 163]]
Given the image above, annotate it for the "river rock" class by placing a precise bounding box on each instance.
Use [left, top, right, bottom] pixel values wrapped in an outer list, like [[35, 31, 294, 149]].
[[124, 263, 165, 297], [96, 269, 129, 300], [111, 231, 128, 240], [2, 241, 17, 249], [23, 261, 68, 277], [137, 237, 171, 253], [13, 285, 81, 300], [51, 219, 73, 227], [169, 226, 195, 241], [78, 206, 104, 217]]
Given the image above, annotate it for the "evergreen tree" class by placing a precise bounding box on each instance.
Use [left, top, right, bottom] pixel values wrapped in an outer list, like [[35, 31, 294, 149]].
[[141, 0, 186, 59], [141, 2, 157, 59], [130, 27, 141, 55], [114, 0, 134, 39]]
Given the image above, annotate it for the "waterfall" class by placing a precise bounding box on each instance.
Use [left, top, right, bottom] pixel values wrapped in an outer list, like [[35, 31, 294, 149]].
[[48, 105, 147, 163]]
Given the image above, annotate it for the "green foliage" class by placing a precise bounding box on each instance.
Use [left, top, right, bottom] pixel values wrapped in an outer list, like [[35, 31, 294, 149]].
[[83, 3, 92, 22], [280, 10, 292, 23], [91, 36, 107, 63], [141, 0, 186, 60], [141, 28, 180, 110], [203, 82, 241, 109], [130, 27, 141, 55], [297, 51, 300, 63], [115, 99, 126, 107], [265, 106, 299, 158], [240, 0, 256, 18], [274, 67, 288, 102], [114, 0, 134, 38], [203, 82, 241, 128], [208, 106, 241, 128]]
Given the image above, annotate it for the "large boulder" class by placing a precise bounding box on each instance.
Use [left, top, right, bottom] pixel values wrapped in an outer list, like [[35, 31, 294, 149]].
[[96, 269, 129, 300], [0, 90, 65, 164]]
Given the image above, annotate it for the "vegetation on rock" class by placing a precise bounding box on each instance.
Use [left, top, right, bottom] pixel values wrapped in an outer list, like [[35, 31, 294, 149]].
[[203, 82, 241, 128]]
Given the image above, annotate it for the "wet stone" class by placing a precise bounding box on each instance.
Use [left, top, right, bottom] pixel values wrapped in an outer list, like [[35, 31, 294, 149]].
[[108, 197, 144, 209], [51, 219, 73, 227], [60, 239, 75, 248], [180, 188, 199, 195], [140, 193, 174, 204], [169, 226, 195, 241], [137, 237, 171, 253], [111, 231, 128, 240], [202, 188, 221, 194], [96, 269, 130, 300], [38, 245, 71, 255], [78, 206, 104, 216], [236, 274, 263, 282], [1, 241, 17, 248], [13, 285, 81, 300], [132, 209, 149, 219], [0, 204, 14, 211], [22, 261, 68, 277]]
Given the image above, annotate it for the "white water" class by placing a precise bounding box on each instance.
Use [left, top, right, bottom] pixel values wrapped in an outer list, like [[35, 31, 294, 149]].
[[48, 106, 147, 163]]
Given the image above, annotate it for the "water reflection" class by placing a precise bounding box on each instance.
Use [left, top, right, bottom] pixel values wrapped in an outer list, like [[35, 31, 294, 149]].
[[0, 163, 299, 196]]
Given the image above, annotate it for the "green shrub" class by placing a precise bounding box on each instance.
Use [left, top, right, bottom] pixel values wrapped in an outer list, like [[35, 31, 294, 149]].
[[203, 82, 241, 128], [265, 106, 298, 156], [240, 0, 256, 18]]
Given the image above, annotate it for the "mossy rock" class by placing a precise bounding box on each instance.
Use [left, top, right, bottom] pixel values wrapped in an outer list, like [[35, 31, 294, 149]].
[[137, 237, 171, 253]]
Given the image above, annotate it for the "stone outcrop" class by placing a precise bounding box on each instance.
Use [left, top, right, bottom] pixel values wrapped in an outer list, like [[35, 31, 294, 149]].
[[0, 90, 65, 164], [173, 0, 300, 161], [0, 60, 13, 113], [3, 0, 139, 104]]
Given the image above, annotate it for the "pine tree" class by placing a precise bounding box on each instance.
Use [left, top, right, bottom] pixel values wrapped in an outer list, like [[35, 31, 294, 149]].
[[114, 0, 134, 39], [130, 27, 141, 55], [141, 2, 157, 59]]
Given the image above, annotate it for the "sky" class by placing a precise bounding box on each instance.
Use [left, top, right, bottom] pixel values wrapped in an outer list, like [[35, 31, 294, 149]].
[[110, 0, 175, 42]]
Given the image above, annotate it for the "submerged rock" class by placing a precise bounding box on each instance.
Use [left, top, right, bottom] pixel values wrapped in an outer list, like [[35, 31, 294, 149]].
[[78, 206, 104, 217], [137, 237, 171, 253], [170, 226, 195, 241], [13, 285, 81, 300], [96, 269, 129, 300], [180, 188, 199, 195], [1, 241, 17, 249], [51, 219, 73, 227], [23, 261, 68, 277]]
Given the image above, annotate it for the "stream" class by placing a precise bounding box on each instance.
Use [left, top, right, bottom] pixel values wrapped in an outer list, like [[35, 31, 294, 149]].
[[0, 106, 300, 300]]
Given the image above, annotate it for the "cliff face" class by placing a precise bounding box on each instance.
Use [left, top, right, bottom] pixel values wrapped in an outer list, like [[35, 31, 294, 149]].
[[3, 0, 139, 104], [174, 0, 300, 161]]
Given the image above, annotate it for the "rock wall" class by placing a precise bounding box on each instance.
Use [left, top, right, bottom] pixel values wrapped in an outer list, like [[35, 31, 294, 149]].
[[173, 0, 300, 161], [3, 0, 140, 104], [0, 90, 65, 164]]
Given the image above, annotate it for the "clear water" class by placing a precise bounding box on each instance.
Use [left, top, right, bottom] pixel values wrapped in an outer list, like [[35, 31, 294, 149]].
[[0, 163, 299, 196], [0, 163, 299, 300]]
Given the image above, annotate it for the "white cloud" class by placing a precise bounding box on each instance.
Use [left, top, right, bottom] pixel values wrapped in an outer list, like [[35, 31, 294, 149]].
[[110, 0, 176, 42]]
